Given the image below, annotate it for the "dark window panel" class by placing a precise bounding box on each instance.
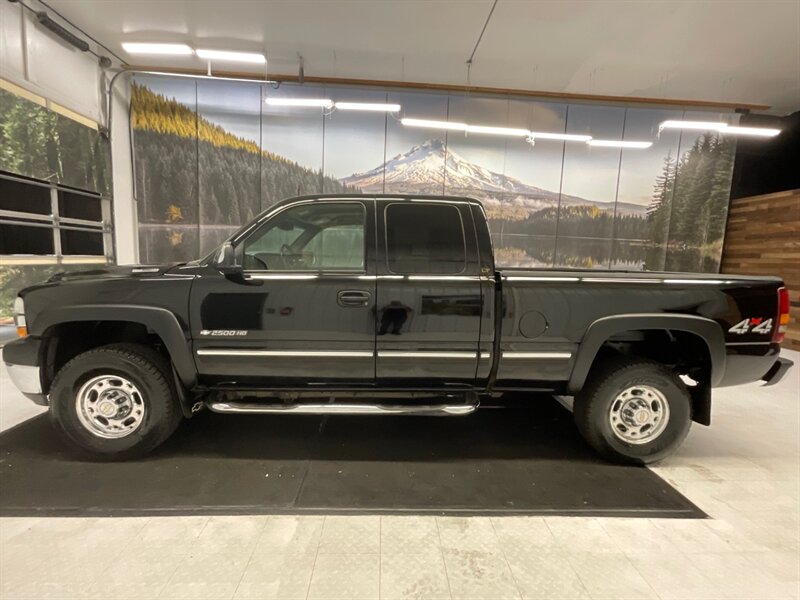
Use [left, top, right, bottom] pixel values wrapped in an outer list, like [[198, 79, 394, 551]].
[[60, 229, 104, 255], [58, 190, 103, 221], [0, 224, 54, 254], [385, 204, 466, 274], [0, 177, 52, 215]]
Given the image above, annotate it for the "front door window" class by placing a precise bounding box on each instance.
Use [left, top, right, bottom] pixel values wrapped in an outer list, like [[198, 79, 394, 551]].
[[243, 202, 365, 271]]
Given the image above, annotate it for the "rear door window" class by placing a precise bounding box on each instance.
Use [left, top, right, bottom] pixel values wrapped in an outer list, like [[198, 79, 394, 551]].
[[385, 203, 466, 274]]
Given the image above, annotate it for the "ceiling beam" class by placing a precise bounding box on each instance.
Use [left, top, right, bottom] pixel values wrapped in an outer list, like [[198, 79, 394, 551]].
[[123, 64, 770, 112]]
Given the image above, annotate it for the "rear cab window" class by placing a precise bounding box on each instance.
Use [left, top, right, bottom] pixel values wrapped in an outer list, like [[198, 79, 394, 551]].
[[384, 203, 466, 274]]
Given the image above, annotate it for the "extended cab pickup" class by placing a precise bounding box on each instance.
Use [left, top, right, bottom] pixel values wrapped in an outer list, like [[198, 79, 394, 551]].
[[4, 195, 793, 463]]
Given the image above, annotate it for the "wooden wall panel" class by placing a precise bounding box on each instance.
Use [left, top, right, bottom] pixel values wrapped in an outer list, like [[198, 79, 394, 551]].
[[721, 189, 800, 350]]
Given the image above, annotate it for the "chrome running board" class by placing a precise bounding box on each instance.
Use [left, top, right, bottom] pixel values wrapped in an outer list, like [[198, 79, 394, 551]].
[[206, 401, 478, 416]]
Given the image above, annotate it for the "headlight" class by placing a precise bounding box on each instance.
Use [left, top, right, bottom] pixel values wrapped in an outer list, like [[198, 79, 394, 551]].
[[13, 296, 27, 338]]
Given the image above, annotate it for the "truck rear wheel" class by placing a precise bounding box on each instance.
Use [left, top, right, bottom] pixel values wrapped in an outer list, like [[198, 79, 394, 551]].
[[49, 344, 182, 460], [573, 358, 692, 465]]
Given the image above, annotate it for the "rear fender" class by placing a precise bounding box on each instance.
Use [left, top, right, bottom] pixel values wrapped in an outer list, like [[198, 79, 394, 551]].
[[567, 313, 726, 394]]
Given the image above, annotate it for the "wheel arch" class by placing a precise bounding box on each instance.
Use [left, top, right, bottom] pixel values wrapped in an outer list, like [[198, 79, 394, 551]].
[[33, 305, 197, 391], [567, 313, 726, 395]]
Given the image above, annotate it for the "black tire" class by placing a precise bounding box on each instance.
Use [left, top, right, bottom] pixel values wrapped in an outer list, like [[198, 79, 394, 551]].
[[573, 357, 691, 465], [49, 343, 183, 460]]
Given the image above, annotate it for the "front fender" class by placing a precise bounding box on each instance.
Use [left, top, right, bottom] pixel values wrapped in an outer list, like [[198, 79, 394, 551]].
[[32, 304, 197, 388], [567, 313, 726, 394]]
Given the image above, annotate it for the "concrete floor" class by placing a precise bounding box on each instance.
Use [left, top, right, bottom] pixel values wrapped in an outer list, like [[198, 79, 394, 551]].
[[0, 348, 798, 600]]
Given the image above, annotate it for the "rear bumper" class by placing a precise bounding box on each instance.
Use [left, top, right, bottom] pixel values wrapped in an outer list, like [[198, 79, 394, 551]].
[[761, 358, 794, 386], [2, 336, 47, 405]]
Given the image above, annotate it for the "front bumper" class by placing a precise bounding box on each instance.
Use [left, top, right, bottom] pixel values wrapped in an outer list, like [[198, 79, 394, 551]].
[[2, 336, 47, 405], [761, 357, 794, 386]]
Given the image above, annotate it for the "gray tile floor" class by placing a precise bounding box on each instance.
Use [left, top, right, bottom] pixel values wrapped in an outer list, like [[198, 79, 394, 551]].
[[1, 349, 798, 599]]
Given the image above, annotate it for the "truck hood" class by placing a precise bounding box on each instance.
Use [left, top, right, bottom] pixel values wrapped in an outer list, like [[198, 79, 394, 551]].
[[46, 264, 184, 283]]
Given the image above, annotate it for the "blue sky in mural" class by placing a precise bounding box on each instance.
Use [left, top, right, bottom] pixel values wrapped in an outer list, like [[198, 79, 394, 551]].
[[198, 79, 261, 142]]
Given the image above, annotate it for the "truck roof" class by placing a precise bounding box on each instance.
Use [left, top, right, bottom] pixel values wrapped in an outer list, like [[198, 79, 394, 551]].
[[275, 194, 485, 206]]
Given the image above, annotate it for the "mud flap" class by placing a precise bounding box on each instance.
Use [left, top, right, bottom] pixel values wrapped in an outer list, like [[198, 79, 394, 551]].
[[689, 378, 712, 426]]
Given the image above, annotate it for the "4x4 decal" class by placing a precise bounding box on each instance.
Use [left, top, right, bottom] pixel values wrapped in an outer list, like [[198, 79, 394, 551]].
[[728, 318, 773, 335]]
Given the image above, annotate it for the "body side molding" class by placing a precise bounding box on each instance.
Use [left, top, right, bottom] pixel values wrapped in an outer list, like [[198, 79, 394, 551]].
[[567, 313, 726, 393]]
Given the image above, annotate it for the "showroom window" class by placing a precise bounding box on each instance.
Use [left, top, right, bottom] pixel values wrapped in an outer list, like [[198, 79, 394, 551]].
[[0, 172, 112, 265], [385, 203, 466, 274]]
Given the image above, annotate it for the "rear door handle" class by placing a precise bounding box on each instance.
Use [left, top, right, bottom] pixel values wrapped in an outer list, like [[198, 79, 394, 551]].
[[338, 290, 371, 307]]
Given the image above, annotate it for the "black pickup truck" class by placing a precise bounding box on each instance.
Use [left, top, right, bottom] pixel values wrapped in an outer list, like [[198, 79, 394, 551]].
[[4, 194, 793, 463]]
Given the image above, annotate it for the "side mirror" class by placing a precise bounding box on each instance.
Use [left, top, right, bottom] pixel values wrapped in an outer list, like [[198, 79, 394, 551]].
[[213, 242, 259, 285], [213, 242, 237, 271]]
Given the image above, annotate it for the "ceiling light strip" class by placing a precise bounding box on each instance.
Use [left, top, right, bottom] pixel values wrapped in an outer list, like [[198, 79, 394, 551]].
[[400, 119, 592, 142], [400, 118, 467, 131], [335, 102, 401, 112], [196, 49, 266, 64], [588, 140, 653, 148], [721, 126, 781, 137], [122, 42, 193, 55], [659, 120, 728, 132], [465, 124, 529, 136], [659, 120, 780, 137], [529, 131, 592, 142], [265, 98, 334, 108]]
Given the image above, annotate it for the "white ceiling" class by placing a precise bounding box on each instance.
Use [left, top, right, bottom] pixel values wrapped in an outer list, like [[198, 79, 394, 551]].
[[46, 0, 800, 114]]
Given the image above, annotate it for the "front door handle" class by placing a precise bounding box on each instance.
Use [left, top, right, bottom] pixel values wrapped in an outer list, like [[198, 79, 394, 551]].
[[338, 290, 371, 307]]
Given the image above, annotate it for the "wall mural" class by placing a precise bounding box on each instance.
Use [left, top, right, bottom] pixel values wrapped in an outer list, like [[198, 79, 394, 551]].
[[131, 77, 737, 272]]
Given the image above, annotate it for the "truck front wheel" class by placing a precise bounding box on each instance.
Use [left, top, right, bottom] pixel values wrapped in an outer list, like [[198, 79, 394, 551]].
[[49, 344, 183, 460], [573, 358, 692, 465]]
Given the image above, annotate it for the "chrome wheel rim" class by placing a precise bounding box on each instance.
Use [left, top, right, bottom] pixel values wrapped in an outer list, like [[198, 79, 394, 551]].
[[75, 375, 145, 439], [608, 385, 670, 445]]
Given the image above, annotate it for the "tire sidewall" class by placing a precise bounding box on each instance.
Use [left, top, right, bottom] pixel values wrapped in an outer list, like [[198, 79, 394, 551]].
[[589, 366, 691, 463], [50, 350, 173, 457]]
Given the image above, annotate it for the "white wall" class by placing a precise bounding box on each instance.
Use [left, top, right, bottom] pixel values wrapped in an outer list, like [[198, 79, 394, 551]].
[[0, 0, 102, 122], [109, 74, 137, 264], [0, 0, 138, 264]]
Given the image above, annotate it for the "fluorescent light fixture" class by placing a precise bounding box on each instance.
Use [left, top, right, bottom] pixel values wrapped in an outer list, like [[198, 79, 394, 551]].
[[465, 124, 529, 137], [400, 119, 595, 141], [659, 120, 728, 132], [122, 42, 193, 55], [588, 140, 653, 149], [265, 97, 333, 108], [529, 131, 592, 142], [721, 126, 780, 137], [401, 118, 467, 131], [659, 120, 781, 137], [334, 102, 401, 112], [195, 49, 266, 64]]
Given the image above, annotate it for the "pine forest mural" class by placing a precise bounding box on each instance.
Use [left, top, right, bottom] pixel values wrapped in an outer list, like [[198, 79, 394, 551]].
[[131, 77, 737, 271], [0, 88, 110, 195]]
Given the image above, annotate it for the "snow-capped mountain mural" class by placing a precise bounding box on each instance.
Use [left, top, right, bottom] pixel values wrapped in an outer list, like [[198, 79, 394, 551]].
[[341, 139, 646, 216]]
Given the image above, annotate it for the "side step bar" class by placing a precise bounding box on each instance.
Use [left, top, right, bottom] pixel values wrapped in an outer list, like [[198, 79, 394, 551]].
[[206, 401, 478, 416]]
